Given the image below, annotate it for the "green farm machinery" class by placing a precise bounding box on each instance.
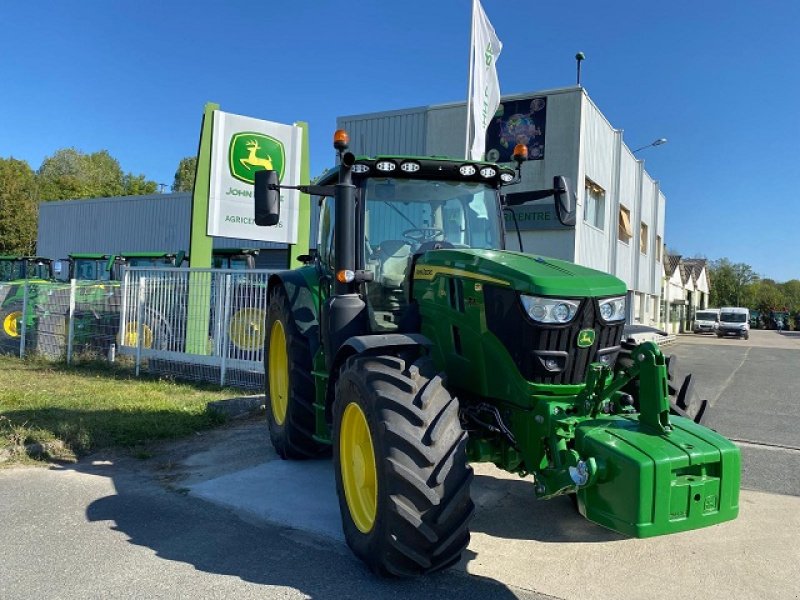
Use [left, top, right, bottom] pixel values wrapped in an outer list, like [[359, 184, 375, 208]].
[[253, 132, 740, 576], [66, 251, 185, 353], [0, 256, 57, 353]]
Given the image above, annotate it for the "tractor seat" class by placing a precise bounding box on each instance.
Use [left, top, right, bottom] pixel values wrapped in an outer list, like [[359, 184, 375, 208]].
[[376, 240, 412, 288]]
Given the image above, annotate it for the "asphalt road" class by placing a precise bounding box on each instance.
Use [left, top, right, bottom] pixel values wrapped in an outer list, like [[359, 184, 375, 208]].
[[666, 329, 800, 496]]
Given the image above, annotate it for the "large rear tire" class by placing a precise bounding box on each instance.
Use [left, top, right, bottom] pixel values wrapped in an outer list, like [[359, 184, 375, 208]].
[[264, 286, 326, 459], [333, 354, 474, 577]]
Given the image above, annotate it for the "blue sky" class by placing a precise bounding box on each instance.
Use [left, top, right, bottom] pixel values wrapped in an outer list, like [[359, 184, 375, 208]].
[[1, 1, 797, 281]]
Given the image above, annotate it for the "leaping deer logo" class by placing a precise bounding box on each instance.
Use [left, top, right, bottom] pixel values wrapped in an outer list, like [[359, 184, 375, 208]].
[[239, 139, 273, 171]]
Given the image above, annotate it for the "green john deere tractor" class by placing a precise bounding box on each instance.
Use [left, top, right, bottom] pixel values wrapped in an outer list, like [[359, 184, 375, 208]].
[[252, 133, 740, 577], [0, 256, 57, 354], [67, 251, 185, 352]]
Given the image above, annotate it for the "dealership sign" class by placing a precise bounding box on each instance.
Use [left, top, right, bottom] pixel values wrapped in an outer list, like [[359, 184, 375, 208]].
[[208, 111, 302, 242]]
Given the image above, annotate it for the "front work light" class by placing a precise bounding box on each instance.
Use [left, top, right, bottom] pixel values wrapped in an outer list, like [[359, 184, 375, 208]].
[[520, 295, 580, 324], [598, 296, 626, 322]]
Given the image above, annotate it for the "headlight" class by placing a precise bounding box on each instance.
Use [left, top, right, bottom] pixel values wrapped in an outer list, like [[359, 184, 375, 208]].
[[598, 296, 626, 322], [520, 295, 580, 324]]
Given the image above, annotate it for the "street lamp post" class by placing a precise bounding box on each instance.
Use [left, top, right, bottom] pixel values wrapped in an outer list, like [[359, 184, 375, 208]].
[[632, 138, 668, 154]]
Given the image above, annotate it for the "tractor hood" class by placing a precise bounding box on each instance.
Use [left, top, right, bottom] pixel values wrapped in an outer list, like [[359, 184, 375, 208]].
[[413, 249, 626, 298]]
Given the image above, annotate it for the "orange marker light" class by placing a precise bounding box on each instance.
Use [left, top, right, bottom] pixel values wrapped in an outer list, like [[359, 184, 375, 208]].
[[333, 129, 350, 151], [336, 269, 355, 284], [513, 144, 528, 161]]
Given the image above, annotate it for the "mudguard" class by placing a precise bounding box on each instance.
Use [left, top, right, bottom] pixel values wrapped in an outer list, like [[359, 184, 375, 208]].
[[267, 268, 321, 355]]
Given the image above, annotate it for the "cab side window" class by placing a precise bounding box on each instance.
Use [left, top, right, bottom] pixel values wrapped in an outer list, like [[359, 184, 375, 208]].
[[318, 196, 335, 271]]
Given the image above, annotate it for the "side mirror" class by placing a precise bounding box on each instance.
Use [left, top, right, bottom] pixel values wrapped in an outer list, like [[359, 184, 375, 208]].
[[254, 170, 280, 226], [553, 175, 576, 227]]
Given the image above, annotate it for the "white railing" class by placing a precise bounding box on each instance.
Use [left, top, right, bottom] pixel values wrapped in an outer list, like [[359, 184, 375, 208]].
[[0, 267, 277, 390]]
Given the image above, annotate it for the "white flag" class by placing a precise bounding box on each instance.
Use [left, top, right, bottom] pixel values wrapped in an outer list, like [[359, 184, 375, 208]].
[[468, 0, 502, 161]]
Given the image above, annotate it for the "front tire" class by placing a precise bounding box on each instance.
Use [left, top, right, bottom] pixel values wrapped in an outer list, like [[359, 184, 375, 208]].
[[264, 286, 326, 459], [333, 354, 474, 577]]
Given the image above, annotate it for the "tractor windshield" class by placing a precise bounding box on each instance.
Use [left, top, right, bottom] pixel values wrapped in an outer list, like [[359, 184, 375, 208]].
[[0, 260, 20, 281], [363, 178, 502, 255], [72, 259, 110, 281], [25, 261, 51, 280]]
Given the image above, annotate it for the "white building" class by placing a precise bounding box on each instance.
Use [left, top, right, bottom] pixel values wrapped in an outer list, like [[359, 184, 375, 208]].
[[661, 256, 710, 333], [338, 86, 665, 325]]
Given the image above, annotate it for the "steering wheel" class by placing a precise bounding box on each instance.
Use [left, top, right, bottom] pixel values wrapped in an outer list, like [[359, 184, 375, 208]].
[[402, 227, 444, 243]]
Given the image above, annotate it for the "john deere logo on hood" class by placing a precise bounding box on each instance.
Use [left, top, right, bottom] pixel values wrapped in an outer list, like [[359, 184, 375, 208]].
[[229, 132, 285, 184], [577, 329, 595, 348]]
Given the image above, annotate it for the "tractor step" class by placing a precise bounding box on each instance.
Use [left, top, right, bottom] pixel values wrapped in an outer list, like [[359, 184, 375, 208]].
[[574, 415, 740, 537]]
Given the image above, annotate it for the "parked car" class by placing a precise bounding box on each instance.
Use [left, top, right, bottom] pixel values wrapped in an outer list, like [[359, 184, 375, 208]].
[[718, 307, 750, 340], [693, 308, 720, 334]]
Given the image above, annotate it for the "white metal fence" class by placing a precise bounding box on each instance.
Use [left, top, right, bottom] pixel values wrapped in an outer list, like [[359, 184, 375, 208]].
[[0, 267, 276, 390]]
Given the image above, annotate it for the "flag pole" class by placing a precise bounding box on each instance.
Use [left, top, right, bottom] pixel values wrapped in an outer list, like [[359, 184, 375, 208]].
[[464, 0, 476, 159]]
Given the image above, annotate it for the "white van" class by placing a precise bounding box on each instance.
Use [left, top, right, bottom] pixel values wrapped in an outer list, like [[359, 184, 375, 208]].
[[718, 307, 750, 340], [693, 308, 720, 334]]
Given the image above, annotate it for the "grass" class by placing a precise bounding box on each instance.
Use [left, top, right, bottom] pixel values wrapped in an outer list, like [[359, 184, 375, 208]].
[[0, 355, 240, 464]]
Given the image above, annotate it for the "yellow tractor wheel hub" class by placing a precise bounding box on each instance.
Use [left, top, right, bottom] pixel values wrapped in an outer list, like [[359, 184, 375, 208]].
[[268, 320, 289, 425], [340, 402, 378, 533], [123, 322, 154, 349], [229, 308, 267, 352], [3, 311, 22, 338]]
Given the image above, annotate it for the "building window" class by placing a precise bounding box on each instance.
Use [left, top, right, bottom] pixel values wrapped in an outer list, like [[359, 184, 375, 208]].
[[640, 222, 648, 254], [584, 179, 605, 230], [618, 206, 632, 243], [656, 235, 662, 262]]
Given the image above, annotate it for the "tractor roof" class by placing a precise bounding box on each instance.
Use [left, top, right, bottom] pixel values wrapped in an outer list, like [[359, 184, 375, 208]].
[[68, 252, 178, 260], [317, 155, 513, 187], [211, 248, 260, 257], [0, 255, 52, 262], [68, 253, 111, 260]]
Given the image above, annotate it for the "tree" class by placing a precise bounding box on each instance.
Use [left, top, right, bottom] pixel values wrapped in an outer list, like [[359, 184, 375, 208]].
[[779, 280, 800, 311], [0, 157, 38, 255], [122, 173, 158, 196], [708, 258, 758, 307], [38, 148, 158, 200], [749, 280, 786, 314], [172, 156, 197, 192]]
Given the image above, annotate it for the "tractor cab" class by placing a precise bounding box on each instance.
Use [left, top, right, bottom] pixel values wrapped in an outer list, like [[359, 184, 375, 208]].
[[67, 252, 185, 281], [211, 248, 259, 270], [315, 167, 508, 332], [0, 256, 54, 282]]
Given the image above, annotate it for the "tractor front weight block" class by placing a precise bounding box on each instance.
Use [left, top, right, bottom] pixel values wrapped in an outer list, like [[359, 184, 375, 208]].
[[573, 415, 740, 537], [565, 343, 740, 538]]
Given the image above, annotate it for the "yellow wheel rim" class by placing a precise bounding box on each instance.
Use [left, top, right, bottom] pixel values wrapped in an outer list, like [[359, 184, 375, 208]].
[[229, 308, 267, 352], [3, 311, 22, 338], [123, 322, 153, 348], [340, 402, 378, 533], [268, 320, 289, 426]]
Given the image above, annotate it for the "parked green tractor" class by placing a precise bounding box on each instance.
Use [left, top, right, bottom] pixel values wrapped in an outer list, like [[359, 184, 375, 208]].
[[67, 251, 185, 352], [253, 132, 740, 577], [0, 256, 56, 353]]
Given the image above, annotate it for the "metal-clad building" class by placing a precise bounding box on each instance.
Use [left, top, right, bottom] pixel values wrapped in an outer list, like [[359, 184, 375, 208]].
[[338, 86, 666, 326], [36, 192, 319, 269]]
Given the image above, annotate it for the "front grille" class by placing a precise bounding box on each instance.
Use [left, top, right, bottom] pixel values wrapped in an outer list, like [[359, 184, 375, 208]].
[[484, 286, 624, 384]]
